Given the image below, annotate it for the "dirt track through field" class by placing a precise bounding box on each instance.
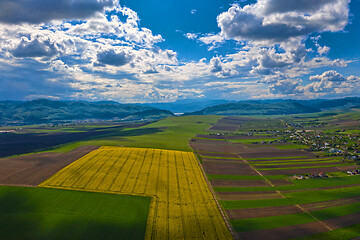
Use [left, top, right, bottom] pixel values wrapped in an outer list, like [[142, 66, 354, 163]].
[[0, 146, 99, 186]]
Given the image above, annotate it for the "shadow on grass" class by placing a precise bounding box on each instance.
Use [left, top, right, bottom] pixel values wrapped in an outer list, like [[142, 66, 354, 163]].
[[0, 191, 42, 240], [0, 190, 146, 240], [43, 218, 146, 240]]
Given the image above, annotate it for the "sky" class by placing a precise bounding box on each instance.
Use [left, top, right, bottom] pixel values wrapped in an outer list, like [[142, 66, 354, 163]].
[[0, 0, 360, 103]]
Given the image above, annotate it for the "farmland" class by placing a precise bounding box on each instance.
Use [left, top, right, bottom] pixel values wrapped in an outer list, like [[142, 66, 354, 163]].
[[0, 185, 150, 240], [191, 115, 360, 239], [40, 146, 232, 239], [1, 112, 359, 239]]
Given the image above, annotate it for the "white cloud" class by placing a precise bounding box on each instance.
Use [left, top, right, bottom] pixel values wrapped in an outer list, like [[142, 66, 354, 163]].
[[11, 37, 60, 58], [217, 0, 350, 43], [185, 33, 199, 40], [191, 9, 197, 14], [198, 33, 225, 50], [265, 70, 360, 98], [0, 0, 116, 24]]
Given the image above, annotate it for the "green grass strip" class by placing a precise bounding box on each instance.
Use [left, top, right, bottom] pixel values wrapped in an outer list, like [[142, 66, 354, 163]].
[[244, 156, 309, 160], [256, 163, 354, 171], [249, 158, 341, 164], [251, 160, 341, 166]]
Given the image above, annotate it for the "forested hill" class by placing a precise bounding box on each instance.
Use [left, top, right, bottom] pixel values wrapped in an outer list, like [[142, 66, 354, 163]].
[[0, 99, 173, 125], [187, 101, 320, 116]]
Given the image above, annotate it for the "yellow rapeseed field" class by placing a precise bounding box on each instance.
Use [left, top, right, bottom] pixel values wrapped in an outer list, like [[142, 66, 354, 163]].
[[40, 146, 232, 240]]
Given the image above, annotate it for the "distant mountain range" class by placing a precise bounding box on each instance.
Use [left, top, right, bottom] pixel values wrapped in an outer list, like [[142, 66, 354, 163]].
[[0, 99, 173, 125], [186, 101, 320, 116], [0, 97, 359, 125], [144, 99, 233, 113], [185, 97, 360, 116]]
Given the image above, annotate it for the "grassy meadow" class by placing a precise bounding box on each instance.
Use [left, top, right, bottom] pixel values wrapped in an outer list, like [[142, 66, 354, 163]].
[[0, 185, 150, 240]]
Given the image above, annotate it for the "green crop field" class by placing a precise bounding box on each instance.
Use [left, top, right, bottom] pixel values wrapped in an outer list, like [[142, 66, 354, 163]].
[[47, 115, 222, 153], [0, 186, 150, 240]]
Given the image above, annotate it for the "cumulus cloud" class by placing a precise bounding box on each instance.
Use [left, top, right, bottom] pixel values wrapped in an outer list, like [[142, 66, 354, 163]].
[[217, 0, 350, 42], [96, 49, 133, 66], [262, 0, 337, 14], [0, 0, 115, 24], [309, 70, 347, 82], [269, 79, 301, 94], [11, 37, 59, 58], [267, 70, 360, 98], [198, 33, 225, 50], [302, 70, 360, 94], [210, 57, 223, 73]]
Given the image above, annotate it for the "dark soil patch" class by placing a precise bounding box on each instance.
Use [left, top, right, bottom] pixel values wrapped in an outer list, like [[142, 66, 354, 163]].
[[203, 162, 258, 175], [301, 196, 360, 212], [323, 212, 360, 229], [211, 180, 270, 187], [0, 146, 99, 186], [198, 152, 239, 158], [202, 159, 245, 164], [227, 205, 302, 219], [218, 193, 283, 201], [202, 158, 243, 162]]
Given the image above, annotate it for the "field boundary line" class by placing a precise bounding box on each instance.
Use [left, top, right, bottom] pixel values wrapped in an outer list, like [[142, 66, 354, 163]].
[[296, 204, 333, 231], [240, 156, 284, 198], [192, 149, 236, 240]]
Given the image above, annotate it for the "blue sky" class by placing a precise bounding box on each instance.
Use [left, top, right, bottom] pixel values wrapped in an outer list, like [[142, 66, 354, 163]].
[[0, 0, 359, 102]]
